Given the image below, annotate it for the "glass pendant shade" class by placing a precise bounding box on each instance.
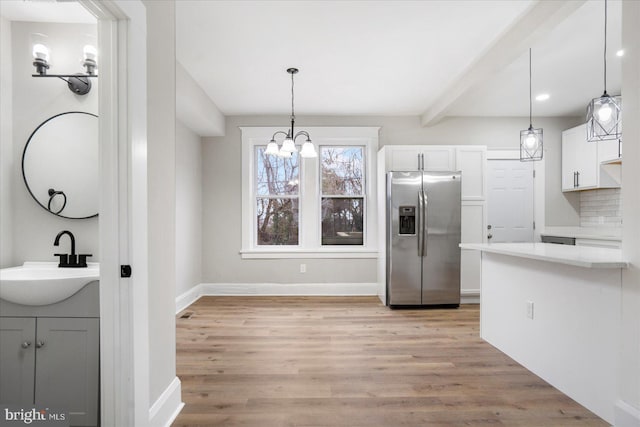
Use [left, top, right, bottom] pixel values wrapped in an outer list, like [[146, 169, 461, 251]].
[[586, 94, 622, 142], [299, 140, 318, 158], [265, 141, 279, 155], [280, 137, 297, 153], [277, 149, 292, 158], [520, 126, 543, 162]]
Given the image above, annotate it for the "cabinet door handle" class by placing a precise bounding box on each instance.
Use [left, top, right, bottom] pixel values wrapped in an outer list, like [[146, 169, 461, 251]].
[[576, 171, 580, 187], [36, 340, 45, 349], [573, 172, 576, 187], [21, 341, 32, 349]]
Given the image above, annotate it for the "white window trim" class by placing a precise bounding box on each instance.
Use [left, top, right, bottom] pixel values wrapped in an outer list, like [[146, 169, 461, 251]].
[[241, 126, 379, 259]]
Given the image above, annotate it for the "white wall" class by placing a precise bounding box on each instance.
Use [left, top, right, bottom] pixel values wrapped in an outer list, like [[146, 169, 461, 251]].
[[202, 115, 579, 284], [1, 16, 13, 268], [9, 21, 98, 265], [144, 0, 178, 407], [175, 120, 202, 297], [617, 1, 640, 425]]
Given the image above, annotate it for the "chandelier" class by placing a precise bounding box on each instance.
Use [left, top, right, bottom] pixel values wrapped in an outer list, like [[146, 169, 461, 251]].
[[265, 68, 317, 158]]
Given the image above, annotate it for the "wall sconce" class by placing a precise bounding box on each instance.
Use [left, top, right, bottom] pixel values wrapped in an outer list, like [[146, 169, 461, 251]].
[[31, 34, 98, 96]]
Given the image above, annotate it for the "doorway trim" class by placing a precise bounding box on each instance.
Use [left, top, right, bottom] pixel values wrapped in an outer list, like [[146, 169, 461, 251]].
[[78, 1, 150, 426], [487, 149, 545, 241]]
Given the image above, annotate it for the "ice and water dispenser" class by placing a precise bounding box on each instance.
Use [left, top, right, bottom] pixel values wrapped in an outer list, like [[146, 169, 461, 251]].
[[399, 206, 416, 235]]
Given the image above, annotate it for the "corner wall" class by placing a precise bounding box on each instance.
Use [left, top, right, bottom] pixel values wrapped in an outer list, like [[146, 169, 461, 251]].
[[144, 0, 179, 412], [1, 16, 13, 267], [617, 0, 640, 425], [176, 120, 202, 298], [202, 115, 580, 285], [9, 21, 98, 264]]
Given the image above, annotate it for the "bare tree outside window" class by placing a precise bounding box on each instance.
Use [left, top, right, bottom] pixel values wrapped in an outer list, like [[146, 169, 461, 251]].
[[255, 147, 299, 245], [321, 146, 364, 245]]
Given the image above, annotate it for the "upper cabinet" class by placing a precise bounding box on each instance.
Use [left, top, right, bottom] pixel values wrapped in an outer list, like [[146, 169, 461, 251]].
[[382, 145, 486, 200], [562, 124, 621, 192], [385, 145, 455, 172]]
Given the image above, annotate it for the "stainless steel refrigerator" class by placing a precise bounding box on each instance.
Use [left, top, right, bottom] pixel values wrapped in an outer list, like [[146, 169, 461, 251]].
[[386, 171, 461, 307]]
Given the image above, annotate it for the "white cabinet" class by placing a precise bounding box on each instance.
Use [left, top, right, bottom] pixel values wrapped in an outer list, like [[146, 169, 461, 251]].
[[385, 145, 455, 172], [456, 147, 486, 200], [562, 124, 620, 192]]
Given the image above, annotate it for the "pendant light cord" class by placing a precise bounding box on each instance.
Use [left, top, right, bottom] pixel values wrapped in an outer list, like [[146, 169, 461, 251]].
[[603, 0, 608, 94], [529, 48, 532, 128], [291, 71, 295, 120]]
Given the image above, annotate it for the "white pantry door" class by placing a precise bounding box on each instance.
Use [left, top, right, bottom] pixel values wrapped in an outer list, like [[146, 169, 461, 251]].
[[487, 159, 534, 242]]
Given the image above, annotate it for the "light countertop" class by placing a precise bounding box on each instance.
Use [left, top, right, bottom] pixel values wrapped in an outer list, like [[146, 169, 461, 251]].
[[460, 242, 628, 269], [541, 226, 622, 241]]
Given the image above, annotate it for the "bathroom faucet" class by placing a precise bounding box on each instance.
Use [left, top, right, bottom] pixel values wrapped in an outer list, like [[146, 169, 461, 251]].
[[53, 230, 92, 268]]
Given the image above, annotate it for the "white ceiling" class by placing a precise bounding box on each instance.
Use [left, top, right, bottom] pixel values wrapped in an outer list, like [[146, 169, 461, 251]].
[[0, 0, 96, 24], [176, 0, 623, 118], [1, 1, 623, 119]]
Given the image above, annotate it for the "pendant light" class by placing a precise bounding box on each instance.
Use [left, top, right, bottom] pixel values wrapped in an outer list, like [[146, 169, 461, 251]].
[[586, 0, 622, 142], [267, 68, 317, 158], [520, 48, 543, 162]]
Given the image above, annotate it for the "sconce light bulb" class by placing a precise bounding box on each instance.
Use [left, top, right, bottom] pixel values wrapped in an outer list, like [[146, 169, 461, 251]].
[[32, 43, 50, 61], [83, 45, 98, 61]]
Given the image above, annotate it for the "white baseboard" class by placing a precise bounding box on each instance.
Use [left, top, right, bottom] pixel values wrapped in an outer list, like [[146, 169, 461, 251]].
[[615, 400, 640, 427], [148, 377, 184, 427], [461, 289, 480, 304], [176, 284, 203, 313], [176, 282, 378, 314], [177, 284, 478, 314]]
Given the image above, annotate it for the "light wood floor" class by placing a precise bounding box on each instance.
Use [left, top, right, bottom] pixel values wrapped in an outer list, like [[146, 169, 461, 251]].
[[173, 296, 606, 427]]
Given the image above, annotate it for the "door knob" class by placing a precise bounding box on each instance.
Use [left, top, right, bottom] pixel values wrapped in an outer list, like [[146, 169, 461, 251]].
[[21, 341, 32, 349], [487, 233, 493, 239], [487, 225, 492, 230], [36, 340, 45, 348]]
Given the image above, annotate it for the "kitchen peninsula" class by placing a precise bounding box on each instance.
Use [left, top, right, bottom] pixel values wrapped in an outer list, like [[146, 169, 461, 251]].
[[461, 242, 627, 424]]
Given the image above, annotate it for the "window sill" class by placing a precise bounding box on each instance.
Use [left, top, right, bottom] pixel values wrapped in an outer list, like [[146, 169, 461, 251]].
[[239, 248, 379, 259]]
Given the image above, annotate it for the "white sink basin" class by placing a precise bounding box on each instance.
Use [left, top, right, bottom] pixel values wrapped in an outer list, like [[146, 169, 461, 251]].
[[0, 262, 99, 306]]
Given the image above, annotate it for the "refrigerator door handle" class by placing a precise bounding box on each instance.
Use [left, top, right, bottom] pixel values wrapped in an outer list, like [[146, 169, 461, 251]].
[[422, 190, 428, 257], [418, 190, 424, 256]]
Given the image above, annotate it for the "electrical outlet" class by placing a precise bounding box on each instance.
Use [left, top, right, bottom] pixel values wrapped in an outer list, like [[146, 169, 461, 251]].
[[526, 301, 534, 319], [300, 263, 306, 273]]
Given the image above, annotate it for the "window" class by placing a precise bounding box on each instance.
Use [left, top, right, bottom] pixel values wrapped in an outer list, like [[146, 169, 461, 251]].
[[241, 127, 379, 258], [255, 147, 299, 245], [320, 146, 364, 245]]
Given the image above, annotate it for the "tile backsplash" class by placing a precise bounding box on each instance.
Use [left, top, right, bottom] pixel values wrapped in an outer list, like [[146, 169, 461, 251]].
[[580, 188, 622, 227]]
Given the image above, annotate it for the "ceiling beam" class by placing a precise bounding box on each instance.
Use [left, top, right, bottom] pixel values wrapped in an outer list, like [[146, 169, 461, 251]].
[[420, 0, 586, 127]]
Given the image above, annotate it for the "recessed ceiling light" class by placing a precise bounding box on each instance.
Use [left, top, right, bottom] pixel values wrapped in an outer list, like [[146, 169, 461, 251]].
[[535, 93, 550, 102], [616, 49, 625, 57]]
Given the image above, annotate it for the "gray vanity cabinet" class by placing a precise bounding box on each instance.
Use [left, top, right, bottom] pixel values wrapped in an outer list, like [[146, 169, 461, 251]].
[[0, 317, 36, 405], [0, 281, 100, 427], [0, 316, 99, 426]]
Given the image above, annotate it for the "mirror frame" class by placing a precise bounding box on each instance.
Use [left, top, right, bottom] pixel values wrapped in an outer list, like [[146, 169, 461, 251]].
[[21, 111, 99, 220]]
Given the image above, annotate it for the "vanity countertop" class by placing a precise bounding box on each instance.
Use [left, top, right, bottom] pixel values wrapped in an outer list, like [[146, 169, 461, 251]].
[[460, 242, 627, 269]]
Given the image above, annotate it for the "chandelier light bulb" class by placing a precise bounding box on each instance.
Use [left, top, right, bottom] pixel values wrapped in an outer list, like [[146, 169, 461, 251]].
[[281, 137, 297, 153], [299, 141, 317, 158], [265, 141, 279, 156]]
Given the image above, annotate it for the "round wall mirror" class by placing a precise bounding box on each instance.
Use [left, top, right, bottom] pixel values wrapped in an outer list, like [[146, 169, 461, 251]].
[[22, 111, 98, 219]]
